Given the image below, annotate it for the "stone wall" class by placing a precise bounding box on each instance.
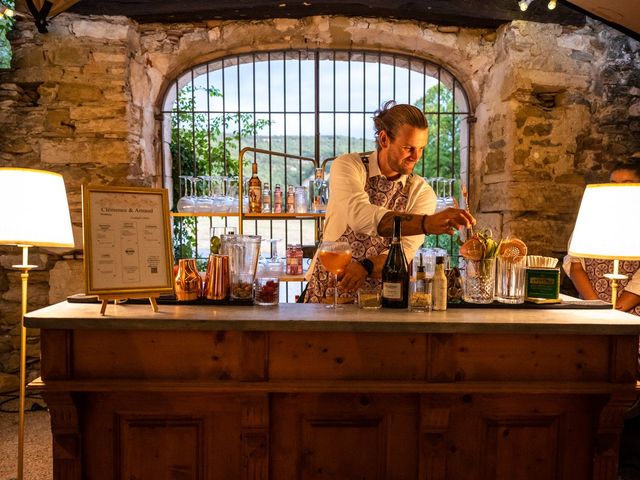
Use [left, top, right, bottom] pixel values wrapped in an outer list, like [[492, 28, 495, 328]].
[[0, 13, 638, 388]]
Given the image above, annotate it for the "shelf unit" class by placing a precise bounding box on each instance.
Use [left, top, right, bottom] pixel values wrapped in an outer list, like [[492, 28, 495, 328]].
[[170, 147, 327, 300]]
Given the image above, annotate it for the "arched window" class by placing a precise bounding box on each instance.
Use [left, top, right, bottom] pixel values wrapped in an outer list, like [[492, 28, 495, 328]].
[[162, 49, 472, 294]]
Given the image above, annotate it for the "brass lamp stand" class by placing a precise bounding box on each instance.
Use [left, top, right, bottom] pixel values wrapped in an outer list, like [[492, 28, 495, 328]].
[[14, 245, 37, 480], [604, 259, 628, 311]]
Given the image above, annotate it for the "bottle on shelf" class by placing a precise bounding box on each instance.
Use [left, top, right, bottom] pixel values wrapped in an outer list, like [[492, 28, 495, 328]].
[[310, 167, 329, 213], [248, 162, 262, 213], [381, 216, 409, 308], [286, 185, 295, 213], [273, 184, 283, 213], [432, 256, 448, 311], [262, 182, 272, 213]]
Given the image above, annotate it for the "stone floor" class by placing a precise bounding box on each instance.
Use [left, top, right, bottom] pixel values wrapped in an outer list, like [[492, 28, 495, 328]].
[[0, 394, 52, 480]]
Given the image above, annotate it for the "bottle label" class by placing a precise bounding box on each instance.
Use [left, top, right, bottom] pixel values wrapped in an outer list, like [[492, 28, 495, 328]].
[[382, 282, 403, 300]]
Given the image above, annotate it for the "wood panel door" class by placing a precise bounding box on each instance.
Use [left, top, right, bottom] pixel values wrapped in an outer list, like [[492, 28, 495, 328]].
[[270, 393, 418, 480]]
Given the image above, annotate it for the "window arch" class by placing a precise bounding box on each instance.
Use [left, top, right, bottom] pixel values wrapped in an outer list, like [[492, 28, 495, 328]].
[[162, 49, 472, 269]]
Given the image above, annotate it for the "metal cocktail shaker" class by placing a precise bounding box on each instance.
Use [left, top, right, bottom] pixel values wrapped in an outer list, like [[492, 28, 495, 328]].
[[175, 258, 202, 301], [203, 254, 229, 300]]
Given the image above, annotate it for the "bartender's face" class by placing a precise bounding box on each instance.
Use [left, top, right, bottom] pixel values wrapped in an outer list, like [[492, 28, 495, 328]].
[[610, 168, 640, 183], [379, 124, 428, 178]]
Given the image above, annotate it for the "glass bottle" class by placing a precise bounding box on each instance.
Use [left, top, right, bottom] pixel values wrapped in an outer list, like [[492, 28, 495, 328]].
[[381, 216, 409, 308], [273, 184, 283, 213], [262, 182, 272, 213], [286, 185, 295, 213], [432, 256, 448, 311], [310, 167, 329, 213], [248, 162, 262, 213]]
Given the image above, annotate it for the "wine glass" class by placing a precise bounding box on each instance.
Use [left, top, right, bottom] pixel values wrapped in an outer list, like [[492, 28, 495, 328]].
[[317, 241, 352, 309], [177, 175, 195, 213]]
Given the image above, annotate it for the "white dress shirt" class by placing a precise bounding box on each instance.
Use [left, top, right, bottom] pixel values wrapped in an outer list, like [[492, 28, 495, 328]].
[[320, 149, 437, 260]]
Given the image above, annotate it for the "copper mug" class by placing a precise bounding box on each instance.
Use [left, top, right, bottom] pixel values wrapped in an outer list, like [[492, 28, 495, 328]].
[[175, 258, 202, 301], [203, 254, 229, 300]]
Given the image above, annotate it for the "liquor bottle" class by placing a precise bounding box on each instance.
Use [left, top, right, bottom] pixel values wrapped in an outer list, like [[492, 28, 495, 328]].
[[262, 182, 272, 213], [273, 184, 283, 213], [286, 185, 295, 213], [381, 216, 409, 308], [310, 167, 329, 213], [432, 256, 448, 311], [248, 162, 262, 213]]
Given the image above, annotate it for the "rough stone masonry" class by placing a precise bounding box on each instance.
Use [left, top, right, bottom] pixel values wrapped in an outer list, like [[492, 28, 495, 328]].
[[0, 13, 638, 388]]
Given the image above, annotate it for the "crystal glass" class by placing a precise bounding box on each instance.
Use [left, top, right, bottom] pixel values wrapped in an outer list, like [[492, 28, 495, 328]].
[[176, 175, 195, 213], [317, 241, 352, 309], [462, 258, 496, 304]]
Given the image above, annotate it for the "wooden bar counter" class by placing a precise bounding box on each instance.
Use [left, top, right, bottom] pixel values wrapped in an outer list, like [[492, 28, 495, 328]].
[[25, 302, 640, 480]]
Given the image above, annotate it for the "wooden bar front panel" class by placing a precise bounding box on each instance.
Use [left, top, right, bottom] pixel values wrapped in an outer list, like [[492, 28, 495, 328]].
[[37, 323, 638, 480]]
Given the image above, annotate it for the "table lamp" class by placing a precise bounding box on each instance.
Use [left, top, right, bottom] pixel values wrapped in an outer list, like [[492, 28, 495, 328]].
[[568, 183, 640, 310], [0, 168, 74, 480]]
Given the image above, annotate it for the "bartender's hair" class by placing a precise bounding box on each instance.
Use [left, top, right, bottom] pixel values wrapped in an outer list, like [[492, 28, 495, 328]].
[[373, 100, 428, 146], [611, 159, 640, 180]]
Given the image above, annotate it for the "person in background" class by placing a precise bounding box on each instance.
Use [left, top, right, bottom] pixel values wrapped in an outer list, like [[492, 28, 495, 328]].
[[304, 100, 475, 304], [563, 159, 640, 316]]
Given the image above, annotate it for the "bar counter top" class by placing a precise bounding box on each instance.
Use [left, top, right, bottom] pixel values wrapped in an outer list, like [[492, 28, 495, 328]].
[[25, 299, 640, 335]]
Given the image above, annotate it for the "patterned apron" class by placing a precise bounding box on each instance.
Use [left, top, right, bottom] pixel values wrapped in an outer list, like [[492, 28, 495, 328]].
[[584, 258, 640, 316], [305, 156, 413, 304]]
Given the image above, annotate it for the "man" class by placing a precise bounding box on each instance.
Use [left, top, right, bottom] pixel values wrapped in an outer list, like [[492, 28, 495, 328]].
[[304, 101, 475, 304], [564, 159, 640, 315]]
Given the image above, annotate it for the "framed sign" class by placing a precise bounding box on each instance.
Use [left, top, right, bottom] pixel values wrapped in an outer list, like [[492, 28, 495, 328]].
[[82, 185, 174, 307]]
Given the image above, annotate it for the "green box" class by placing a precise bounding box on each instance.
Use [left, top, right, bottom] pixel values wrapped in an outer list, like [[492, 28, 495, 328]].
[[525, 267, 560, 300]]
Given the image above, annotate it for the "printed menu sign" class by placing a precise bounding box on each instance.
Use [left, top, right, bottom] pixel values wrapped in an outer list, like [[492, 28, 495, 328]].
[[83, 186, 174, 296]]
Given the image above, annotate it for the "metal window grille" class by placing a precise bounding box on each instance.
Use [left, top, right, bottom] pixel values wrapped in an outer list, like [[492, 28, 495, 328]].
[[162, 49, 472, 302]]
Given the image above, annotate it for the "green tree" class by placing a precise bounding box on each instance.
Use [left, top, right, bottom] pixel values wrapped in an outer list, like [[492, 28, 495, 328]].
[[170, 85, 270, 260], [0, 2, 14, 68], [415, 84, 463, 261]]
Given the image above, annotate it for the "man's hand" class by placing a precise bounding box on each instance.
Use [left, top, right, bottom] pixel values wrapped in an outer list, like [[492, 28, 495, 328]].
[[424, 208, 475, 235], [338, 262, 368, 292]]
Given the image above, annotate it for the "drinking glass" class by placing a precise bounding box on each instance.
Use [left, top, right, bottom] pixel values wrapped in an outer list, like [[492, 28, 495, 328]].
[[462, 258, 496, 304], [495, 256, 526, 304], [317, 241, 352, 309], [177, 175, 195, 213], [195, 176, 214, 212]]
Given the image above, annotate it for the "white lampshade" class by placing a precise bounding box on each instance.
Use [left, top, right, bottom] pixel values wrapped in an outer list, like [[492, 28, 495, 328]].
[[568, 183, 640, 260], [0, 168, 74, 248]]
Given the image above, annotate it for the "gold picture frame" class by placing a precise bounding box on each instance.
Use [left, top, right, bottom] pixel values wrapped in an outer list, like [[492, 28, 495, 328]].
[[82, 185, 174, 313]]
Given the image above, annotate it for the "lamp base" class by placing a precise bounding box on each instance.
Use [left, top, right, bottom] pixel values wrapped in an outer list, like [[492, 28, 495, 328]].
[[604, 272, 628, 311], [13, 244, 36, 480]]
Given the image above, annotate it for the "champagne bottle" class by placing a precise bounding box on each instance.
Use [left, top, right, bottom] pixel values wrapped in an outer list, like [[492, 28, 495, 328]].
[[432, 256, 448, 311], [248, 162, 262, 213], [382, 216, 409, 308]]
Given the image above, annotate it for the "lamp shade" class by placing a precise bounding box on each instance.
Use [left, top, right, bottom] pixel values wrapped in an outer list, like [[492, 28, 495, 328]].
[[0, 168, 74, 248], [568, 183, 640, 260]]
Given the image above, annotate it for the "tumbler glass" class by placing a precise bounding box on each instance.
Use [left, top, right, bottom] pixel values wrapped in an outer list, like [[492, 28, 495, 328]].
[[495, 256, 526, 304]]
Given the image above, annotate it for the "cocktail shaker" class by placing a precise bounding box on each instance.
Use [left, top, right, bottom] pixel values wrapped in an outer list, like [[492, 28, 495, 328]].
[[203, 254, 229, 300], [175, 258, 202, 301]]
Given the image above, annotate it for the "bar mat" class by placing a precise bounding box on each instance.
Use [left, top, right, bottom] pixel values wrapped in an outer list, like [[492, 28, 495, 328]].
[[448, 299, 611, 309], [66, 293, 253, 307]]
